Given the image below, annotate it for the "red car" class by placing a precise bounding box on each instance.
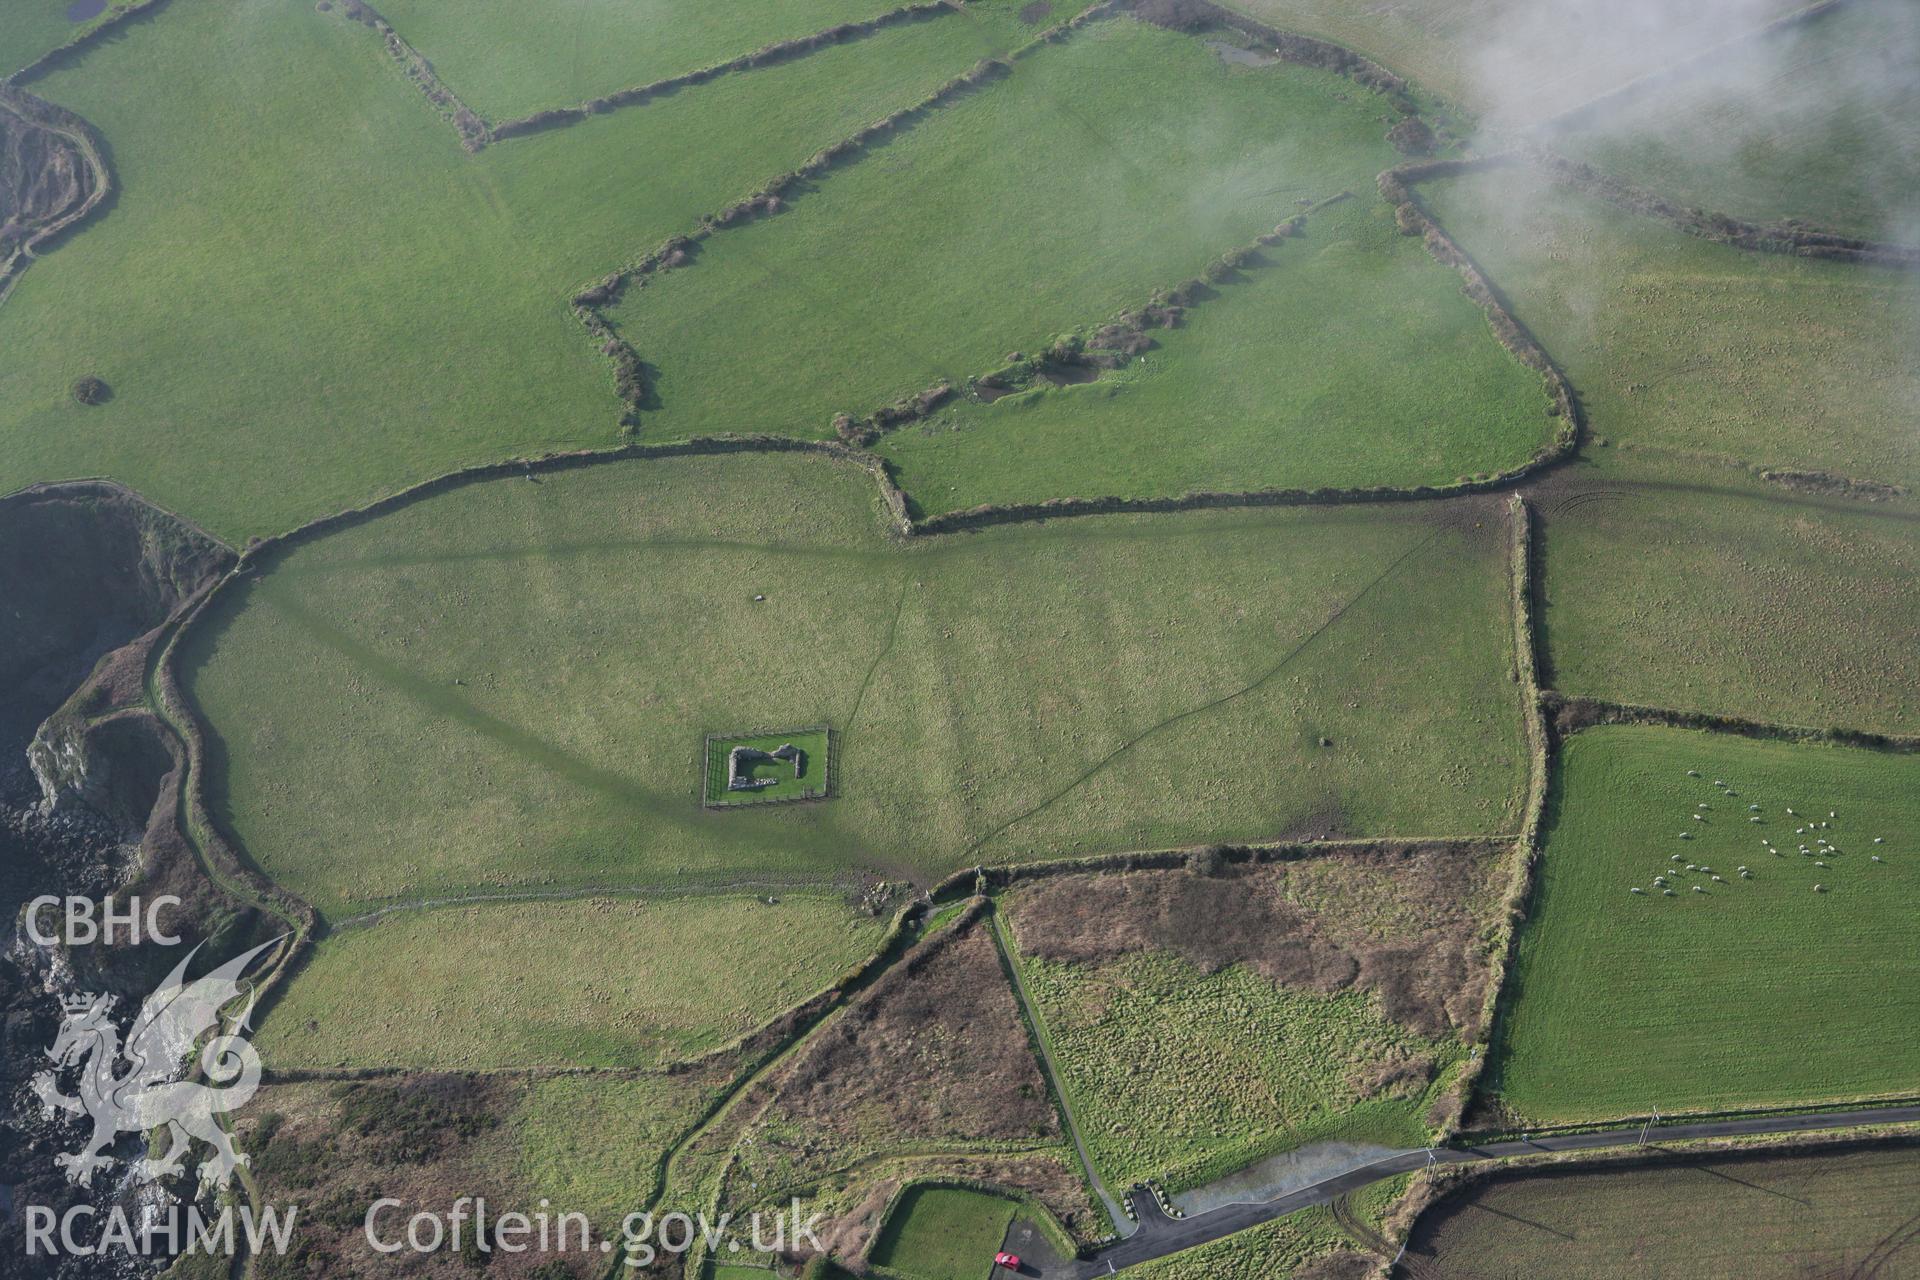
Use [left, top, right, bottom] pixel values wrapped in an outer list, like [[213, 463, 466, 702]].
[[994, 1252, 1022, 1271]]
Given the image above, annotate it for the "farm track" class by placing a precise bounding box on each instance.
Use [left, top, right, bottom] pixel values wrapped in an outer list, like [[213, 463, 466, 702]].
[[15, 7, 1918, 1276], [1045, 1104, 1920, 1278]]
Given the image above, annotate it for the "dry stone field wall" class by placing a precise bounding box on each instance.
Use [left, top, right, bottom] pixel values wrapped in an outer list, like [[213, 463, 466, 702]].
[[5, 0, 1917, 1273]]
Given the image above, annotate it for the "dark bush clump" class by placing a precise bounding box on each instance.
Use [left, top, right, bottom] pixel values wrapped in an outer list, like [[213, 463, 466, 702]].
[[70, 375, 110, 405], [1132, 0, 1220, 31], [1387, 117, 1437, 156]]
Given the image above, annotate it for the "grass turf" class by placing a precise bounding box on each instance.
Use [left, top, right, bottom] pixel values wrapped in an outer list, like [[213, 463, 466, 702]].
[[0, 0, 1027, 541], [1126, 1205, 1347, 1279], [489, 1072, 721, 1233], [1489, 725, 1920, 1123], [1547, 0, 1920, 241], [877, 196, 1553, 517], [179, 451, 1529, 918], [1013, 947, 1452, 1190], [1419, 164, 1920, 490], [370, 0, 922, 123], [704, 728, 832, 806], [257, 893, 887, 1069], [870, 1186, 1019, 1280], [608, 17, 1438, 448], [1534, 454, 1920, 734], [1409, 1143, 1920, 1279]]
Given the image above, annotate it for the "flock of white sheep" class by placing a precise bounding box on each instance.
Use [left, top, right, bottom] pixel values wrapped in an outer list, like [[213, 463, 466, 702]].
[[1626, 769, 1893, 900]]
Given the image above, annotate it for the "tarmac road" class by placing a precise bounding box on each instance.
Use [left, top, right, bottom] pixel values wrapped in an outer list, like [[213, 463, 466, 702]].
[[1034, 1103, 1920, 1278]]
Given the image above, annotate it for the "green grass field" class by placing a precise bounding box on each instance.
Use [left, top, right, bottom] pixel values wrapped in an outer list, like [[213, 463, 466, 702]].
[[0, 0, 1024, 541], [870, 1186, 1019, 1280], [1410, 1143, 1920, 1279], [0, 0, 129, 77], [181, 452, 1528, 917], [609, 17, 1436, 446], [258, 893, 886, 1069], [1421, 164, 1920, 490], [1535, 455, 1920, 734], [877, 196, 1552, 516], [371, 0, 923, 123], [1490, 725, 1920, 1123], [705, 728, 832, 806], [1548, 0, 1920, 240]]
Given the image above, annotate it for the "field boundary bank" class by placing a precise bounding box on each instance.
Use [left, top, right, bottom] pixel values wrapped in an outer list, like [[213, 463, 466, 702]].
[[597, 0, 1448, 456], [329, 872, 865, 930], [3, 0, 175, 86], [1399, 1127, 1920, 1273], [870, 1173, 1086, 1265], [489, 0, 962, 145], [656, 898, 1032, 1277], [924, 836, 1508, 903], [1544, 693, 1920, 755], [1463, 1094, 1920, 1147], [1140, 0, 1413, 109], [1519, 144, 1920, 267], [840, 196, 1344, 453], [1064, 1108, 1920, 1278], [329, 0, 489, 150], [575, 0, 1119, 428], [1435, 496, 1549, 1144], [0, 87, 114, 307], [987, 908, 1132, 1238], [260, 1062, 683, 1084], [331, 0, 965, 153], [683, 901, 1105, 1275], [0, 476, 232, 551], [268, 892, 932, 1089]]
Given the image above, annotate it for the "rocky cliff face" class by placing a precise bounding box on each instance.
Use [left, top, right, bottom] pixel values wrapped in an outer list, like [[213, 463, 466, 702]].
[[0, 484, 232, 1279]]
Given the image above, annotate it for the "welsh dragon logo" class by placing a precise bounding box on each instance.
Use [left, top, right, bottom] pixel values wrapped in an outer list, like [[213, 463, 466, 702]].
[[30, 937, 282, 1193]]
